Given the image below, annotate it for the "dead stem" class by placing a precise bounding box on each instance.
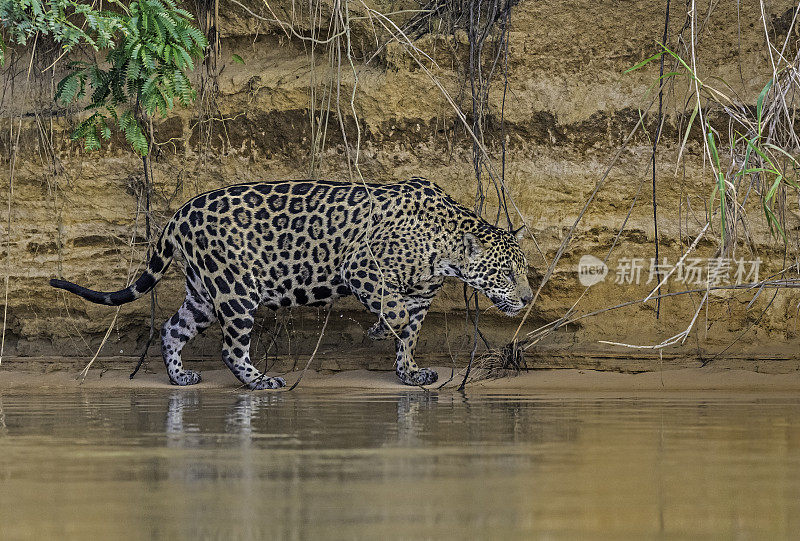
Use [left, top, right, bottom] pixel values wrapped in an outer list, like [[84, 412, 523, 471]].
[[270, 307, 331, 391], [510, 100, 656, 344], [1, 34, 39, 367], [77, 308, 121, 383]]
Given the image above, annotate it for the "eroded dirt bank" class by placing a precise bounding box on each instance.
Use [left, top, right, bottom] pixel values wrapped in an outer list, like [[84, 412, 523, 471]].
[[2, 0, 800, 372]]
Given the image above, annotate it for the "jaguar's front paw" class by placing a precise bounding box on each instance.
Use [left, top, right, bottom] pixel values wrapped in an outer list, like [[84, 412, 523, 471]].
[[248, 376, 286, 390], [367, 321, 391, 340], [169, 370, 202, 386], [397, 367, 438, 386]]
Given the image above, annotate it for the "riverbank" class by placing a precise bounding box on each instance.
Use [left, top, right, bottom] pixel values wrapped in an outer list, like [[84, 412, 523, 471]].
[[3, 364, 800, 392]]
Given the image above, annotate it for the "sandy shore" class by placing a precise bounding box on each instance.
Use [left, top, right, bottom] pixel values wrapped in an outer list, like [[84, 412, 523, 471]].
[[2, 365, 800, 393]]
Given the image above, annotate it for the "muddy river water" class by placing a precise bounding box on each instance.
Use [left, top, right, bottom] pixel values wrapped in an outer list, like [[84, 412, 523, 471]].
[[1, 389, 799, 539]]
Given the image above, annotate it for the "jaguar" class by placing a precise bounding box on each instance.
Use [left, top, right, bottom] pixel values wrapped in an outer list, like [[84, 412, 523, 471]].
[[51, 178, 533, 388]]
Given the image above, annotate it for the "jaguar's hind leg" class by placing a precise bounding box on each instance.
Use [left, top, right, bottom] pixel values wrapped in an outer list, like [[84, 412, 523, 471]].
[[218, 307, 285, 390], [162, 288, 217, 386]]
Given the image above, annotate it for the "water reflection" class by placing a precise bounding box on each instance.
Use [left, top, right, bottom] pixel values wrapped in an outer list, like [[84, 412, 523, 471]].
[[0, 389, 799, 539]]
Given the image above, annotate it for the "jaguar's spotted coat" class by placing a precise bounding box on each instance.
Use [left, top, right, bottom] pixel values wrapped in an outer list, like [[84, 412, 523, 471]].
[[51, 178, 533, 388]]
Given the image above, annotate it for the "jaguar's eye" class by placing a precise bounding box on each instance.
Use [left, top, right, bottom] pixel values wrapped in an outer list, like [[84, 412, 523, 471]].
[[506, 272, 515, 284]]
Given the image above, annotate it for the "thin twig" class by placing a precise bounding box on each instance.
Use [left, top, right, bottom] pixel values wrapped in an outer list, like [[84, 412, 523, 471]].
[[286, 307, 331, 391], [651, 0, 671, 318], [1, 34, 39, 367], [511, 104, 655, 343], [77, 308, 121, 382]]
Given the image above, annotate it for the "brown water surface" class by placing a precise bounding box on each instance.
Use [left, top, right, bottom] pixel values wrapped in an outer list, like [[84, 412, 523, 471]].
[[1, 389, 799, 539]]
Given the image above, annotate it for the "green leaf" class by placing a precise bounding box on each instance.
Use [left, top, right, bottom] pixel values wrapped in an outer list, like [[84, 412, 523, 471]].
[[676, 100, 699, 167], [175, 44, 193, 70], [120, 111, 149, 156], [100, 118, 112, 140], [763, 143, 800, 169], [126, 57, 141, 81], [707, 127, 726, 246], [757, 79, 773, 136], [765, 175, 783, 203], [763, 202, 786, 240], [56, 69, 82, 104], [655, 41, 697, 81], [745, 137, 779, 170], [624, 50, 664, 74], [232, 54, 245, 65], [735, 167, 777, 176], [84, 124, 101, 151]]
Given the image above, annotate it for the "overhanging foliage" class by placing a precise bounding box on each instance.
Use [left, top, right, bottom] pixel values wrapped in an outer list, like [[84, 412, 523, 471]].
[[0, 0, 207, 155]]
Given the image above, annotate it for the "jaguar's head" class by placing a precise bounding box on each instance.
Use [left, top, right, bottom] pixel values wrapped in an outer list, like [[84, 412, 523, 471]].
[[456, 225, 533, 316]]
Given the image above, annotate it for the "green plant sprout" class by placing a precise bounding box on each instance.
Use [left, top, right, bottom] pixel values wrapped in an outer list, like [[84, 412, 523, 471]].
[[627, 42, 800, 244]]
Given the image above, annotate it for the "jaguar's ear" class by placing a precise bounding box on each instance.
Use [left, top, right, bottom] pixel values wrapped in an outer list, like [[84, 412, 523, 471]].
[[512, 225, 527, 241], [463, 233, 483, 259]]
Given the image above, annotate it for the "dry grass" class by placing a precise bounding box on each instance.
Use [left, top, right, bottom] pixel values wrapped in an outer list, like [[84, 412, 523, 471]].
[[466, 341, 527, 383], [482, 1, 800, 375]]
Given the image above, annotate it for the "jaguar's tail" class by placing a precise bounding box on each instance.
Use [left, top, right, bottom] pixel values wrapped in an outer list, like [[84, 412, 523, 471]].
[[50, 224, 178, 306]]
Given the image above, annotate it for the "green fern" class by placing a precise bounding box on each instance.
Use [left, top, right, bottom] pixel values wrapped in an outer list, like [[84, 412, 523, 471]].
[[120, 110, 149, 155], [2, 0, 207, 156], [56, 69, 82, 103]]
